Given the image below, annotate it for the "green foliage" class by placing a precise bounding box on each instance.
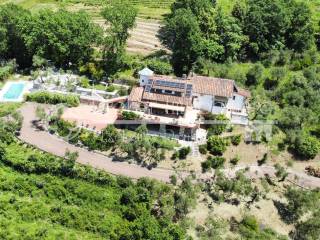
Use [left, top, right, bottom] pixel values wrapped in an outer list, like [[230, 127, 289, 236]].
[[205, 113, 229, 136], [146, 58, 173, 75], [26, 91, 80, 107], [196, 216, 227, 240], [0, 103, 21, 117], [161, 0, 244, 74], [282, 187, 320, 223], [239, 215, 287, 240], [238, 0, 314, 59], [198, 144, 208, 155], [230, 134, 242, 146], [230, 155, 240, 165], [121, 111, 140, 120], [206, 171, 255, 202], [0, 142, 189, 239], [173, 146, 191, 160], [245, 63, 265, 86], [0, 4, 102, 68], [207, 136, 228, 155], [202, 156, 225, 172], [293, 134, 320, 160], [106, 84, 116, 92], [0, 60, 16, 81], [274, 163, 288, 181], [102, 2, 138, 75], [293, 210, 320, 240], [162, 0, 315, 74], [161, 7, 203, 75]]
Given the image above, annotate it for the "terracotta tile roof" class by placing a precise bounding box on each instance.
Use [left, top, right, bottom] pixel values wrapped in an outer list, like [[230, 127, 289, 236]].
[[128, 87, 144, 102], [236, 87, 251, 98], [191, 75, 235, 98], [142, 92, 192, 106]]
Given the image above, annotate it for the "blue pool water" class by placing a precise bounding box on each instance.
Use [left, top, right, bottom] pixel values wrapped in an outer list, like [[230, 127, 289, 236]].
[[3, 83, 25, 100]]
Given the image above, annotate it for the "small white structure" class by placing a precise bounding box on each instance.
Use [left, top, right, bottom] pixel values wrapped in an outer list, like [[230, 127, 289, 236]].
[[138, 67, 154, 87]]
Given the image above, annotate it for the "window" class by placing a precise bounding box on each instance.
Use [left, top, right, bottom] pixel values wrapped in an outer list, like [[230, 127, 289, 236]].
[[214, 101, 225, 107]]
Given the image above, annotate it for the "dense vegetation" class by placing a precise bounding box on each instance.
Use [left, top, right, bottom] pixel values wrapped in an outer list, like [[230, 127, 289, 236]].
[[0, 108, 197, 239], [26, 91, 80, 107], [160, 0, 320, 160]]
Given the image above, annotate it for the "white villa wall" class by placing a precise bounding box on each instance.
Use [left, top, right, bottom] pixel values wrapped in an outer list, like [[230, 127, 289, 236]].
[[139, 75, 150, 87], [226, 94, 245, 110], [193, 94, 214, 112]]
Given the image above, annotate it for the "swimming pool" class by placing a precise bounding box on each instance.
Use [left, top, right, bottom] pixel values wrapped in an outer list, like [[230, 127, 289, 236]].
[[3, 83, 25, 100], [0, 82, 29, 102]]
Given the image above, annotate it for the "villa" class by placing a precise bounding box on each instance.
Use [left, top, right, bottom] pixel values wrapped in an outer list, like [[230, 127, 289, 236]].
[[127, 68, 250, 140]]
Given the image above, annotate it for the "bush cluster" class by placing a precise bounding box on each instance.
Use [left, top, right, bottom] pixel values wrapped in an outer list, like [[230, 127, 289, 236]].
[[26, 91, 80, 107], [201, 156, 225, 172]]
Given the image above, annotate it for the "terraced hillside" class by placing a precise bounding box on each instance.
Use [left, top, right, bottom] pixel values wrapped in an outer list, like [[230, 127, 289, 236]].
[[127, 18, 165, 55]]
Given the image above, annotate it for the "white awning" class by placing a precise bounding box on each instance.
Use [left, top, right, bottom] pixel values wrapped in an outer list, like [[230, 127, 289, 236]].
[[149, 102, 185, 112]]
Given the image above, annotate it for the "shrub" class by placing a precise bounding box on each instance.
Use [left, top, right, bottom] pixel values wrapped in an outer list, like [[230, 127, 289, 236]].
[[207, 136, 228, 155], [230, 155, 240, 165], [121, 111, 140, 120], [171, 151, 179, 160], [245, 63, 264, 86], [106, 85, 116, 92], [294, 134, 320, 159], [198, 144, 208, 154], [26, 91, 80, 107], [118, 87, 128, 96], [240, 215, 259, 232], [172, 147, 191, 160], [201, 160, 211, 173], [80, 77, 90, 88], [147, 58, 173, 75], [202, 156, 225, 172], [207, 156, 225, 169], [170, 175, 177, 185], [204, 113, 229, 136], [257, 153, 268, 166], [178, 147, 191, 159], [230, 134, 242, 146]]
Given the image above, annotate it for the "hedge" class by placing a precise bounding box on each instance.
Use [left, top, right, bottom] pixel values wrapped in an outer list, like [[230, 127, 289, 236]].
[[26, 91, 80, 107]]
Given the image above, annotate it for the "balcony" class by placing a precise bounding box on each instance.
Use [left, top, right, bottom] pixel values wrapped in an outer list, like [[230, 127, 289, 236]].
[[211, 106, 227, 115]]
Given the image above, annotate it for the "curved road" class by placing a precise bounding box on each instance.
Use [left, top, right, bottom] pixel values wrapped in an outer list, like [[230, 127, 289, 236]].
[[18, 103, 320, 188]]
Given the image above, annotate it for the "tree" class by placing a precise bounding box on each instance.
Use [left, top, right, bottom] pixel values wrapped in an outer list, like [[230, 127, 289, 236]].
[[101, 2, 137, 75], [234, 0, 314, 59], [207, 136, 228, 155], [293, 134, 320, 160], [20, 9, 102, 68], [161, 8, 203, 75], [100, 125, 121, 150], [245, 63, 264, 86], [61, 149, 78, 175], [293, 211, 320, 240], [214, 7, 245, 62], [286, 1, 314, 52], [0, 4, 31, 67], [205, 113, 229, 136]]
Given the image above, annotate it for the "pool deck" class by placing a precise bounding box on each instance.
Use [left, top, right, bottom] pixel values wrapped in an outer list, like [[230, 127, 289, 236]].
[[0, 81, 33, 102]]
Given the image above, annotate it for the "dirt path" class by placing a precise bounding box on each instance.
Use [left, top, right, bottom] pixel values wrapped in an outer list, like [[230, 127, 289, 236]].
[[18, 103, 320, 188]]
